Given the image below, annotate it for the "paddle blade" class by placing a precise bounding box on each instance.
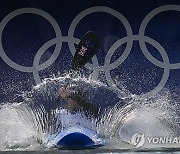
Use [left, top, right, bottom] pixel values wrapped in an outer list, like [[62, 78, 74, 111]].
[[72, 31, 100, 70]]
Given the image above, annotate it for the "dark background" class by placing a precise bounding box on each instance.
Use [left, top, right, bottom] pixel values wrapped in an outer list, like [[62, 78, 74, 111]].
[[0, 0, 180, 106]]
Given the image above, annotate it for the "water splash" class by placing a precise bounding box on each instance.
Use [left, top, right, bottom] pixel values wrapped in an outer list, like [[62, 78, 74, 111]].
[[0, 103, 46, 150], [0, 74, 179, 150], [97, 89, 180, 149]]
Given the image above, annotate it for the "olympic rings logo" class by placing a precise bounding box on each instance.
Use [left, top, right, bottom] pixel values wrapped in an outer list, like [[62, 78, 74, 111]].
[[0, 5, 180, 98]]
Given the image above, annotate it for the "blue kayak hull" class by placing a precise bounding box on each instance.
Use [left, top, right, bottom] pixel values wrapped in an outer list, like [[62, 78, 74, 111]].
[[46, 126, 106, 149]]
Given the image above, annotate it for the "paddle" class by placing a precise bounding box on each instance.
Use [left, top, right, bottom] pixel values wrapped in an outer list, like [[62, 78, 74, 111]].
[[72, 31, 100, 71]]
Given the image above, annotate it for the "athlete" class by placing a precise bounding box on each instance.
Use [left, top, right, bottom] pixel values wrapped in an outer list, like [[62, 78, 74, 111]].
[[49, 31, 100, 131], [49, 84, 98, 130]]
